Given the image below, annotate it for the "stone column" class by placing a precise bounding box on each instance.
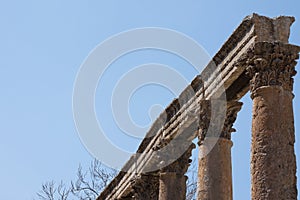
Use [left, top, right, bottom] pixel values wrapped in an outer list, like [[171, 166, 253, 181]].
[[158, 144, 195, 200], [197, 100, 242, 200], [246, 42, 299, 200]]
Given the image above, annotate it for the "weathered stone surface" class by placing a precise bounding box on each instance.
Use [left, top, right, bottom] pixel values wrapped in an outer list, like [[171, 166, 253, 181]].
[[198, 138, 233, 200], [239, 42, 300, 95], [251, 86, 297, 200], [251, 14, 295, 43], [130, 173, 159, 200], [197, 101, 241, 200], [158, 144, 195, 200], [198, 100, 242, 142], [159, 173, 187, 200], [246, 41, 299, 200]]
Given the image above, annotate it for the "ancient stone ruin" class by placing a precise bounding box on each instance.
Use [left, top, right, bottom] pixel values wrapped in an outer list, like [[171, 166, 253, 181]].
[[97, 14, 299, 200]]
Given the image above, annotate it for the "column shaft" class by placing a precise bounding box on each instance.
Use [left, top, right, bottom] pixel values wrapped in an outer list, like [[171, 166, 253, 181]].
[[251, 86, 297, 199], [159, 173, 187, 200], [197, 100, 242, 200], [198, 138, 233, 200]]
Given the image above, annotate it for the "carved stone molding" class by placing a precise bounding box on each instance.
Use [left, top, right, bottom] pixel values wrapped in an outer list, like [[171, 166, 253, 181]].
[[236, 42, 300, 96]]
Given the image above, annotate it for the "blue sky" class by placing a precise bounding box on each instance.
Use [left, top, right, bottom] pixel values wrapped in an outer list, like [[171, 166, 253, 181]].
[[1, 1, 300, 199]]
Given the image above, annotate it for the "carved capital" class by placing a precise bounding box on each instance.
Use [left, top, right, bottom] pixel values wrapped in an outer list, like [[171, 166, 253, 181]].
[[221, 101, 243, 139], [161, 143, 195, 175], [236, 42, 300, 96], [197, 100, 242, 144], [130, 173, 159, 200], [198, 100, 211, 143]]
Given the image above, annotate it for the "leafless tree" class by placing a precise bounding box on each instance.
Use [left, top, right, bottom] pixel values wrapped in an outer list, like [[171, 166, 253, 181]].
[[37, 159, 197, 200], [186, 160, 198, 200], [36, 159, 116, 200], [71, 160, 117, 199], [37, 181, 70, 200]]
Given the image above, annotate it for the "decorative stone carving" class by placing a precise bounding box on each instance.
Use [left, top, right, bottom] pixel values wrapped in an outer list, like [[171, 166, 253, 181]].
[[235, 42, 300, 96], [198, 100, 242, 144], [198, 100, 211, 144], [158, 143, 195, 200], [221, 101, 243, 139], [160, 143, 195, 175], [130, 173, 159, 200]]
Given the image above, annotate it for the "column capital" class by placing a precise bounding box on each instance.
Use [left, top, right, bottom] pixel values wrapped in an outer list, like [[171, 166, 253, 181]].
[[198, 100, 242, 145], [198, 100, 211, 143], [158, 143, 194, 200], [160, 143, 195, 175], [236, 42, 300, 96], [222, 101, 243, 140], [130, 173, 159, 200]]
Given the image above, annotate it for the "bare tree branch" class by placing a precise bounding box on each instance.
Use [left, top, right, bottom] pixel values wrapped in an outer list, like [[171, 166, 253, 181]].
[[37, 159, 116, 200], [37, 181, 66, 200], [186, 157, 198, 200], [37, 158, 197, 199]]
